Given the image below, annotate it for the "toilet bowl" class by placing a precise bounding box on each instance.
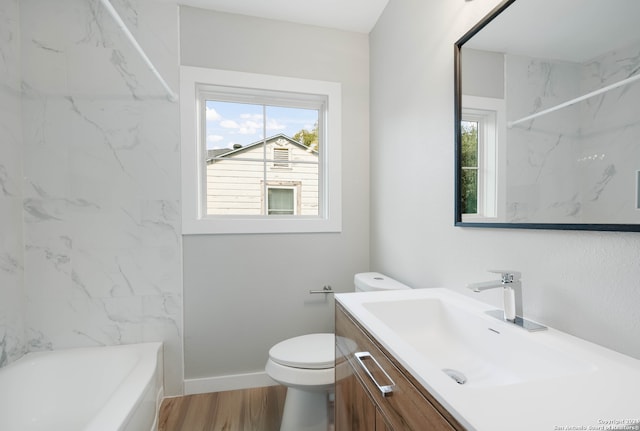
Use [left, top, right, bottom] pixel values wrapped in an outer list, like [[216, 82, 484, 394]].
[[265, 272, 410, 431], [266, 334, 334, 431]]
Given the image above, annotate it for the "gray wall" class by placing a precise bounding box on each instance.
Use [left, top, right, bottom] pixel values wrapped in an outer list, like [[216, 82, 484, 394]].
[[180, 7, 370, 382], [370, 0, 640, 359], [461, 48, 504, 99]]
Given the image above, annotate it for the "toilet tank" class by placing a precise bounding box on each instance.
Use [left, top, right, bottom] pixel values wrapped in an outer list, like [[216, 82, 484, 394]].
[[354, 272, 411, 292]]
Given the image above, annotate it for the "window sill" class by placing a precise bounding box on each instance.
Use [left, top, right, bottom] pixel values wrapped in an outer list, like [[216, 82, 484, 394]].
[[182, 216, 342, 235]]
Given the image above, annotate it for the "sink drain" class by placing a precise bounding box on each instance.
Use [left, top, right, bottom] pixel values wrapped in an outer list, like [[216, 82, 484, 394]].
[[442, 368, 467, 385]]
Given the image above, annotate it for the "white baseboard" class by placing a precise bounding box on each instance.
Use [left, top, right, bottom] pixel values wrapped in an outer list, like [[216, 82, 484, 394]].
[[184, 371, 279, 395]]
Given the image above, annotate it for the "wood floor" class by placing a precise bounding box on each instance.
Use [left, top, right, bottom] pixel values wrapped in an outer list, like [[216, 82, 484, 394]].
[[158, 386, 288, 431]]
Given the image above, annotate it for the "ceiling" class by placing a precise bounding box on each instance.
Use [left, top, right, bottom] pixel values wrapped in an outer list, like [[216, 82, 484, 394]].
[[465, 0, 640, 63], [170, 0, 389, 33]]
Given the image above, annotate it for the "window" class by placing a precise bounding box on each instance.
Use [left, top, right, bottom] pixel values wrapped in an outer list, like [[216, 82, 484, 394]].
[[461, 96, 506, 221], [202, 98, 317, 217], [267, 187, 295, 215], [181, 66, 342, 234], [461, 119, 479, 215]]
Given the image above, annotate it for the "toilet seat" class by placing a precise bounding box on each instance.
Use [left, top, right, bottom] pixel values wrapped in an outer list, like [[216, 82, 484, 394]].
[[268, 333, 334, 369], [266, 359, 334, 389]]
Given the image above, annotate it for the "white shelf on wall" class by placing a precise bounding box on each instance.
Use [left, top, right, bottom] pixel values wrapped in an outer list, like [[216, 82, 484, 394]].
[[508, 72, 640, 128], [98, 0, 178, 102]]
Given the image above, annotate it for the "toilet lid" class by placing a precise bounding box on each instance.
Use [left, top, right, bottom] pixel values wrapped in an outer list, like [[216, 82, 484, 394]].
[[269, 333, 334, 369]]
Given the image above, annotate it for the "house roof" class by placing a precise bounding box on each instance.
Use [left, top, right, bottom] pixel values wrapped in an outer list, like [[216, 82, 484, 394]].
[[207, 148, 233, 159], [206, 133, 317, 163]]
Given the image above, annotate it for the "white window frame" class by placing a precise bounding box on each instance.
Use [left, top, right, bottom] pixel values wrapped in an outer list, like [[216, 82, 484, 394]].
[[460, 116, 482, 215], [636, 170, 640, 210], [180, 66, 342, 234], [461, 95, 506, 222]]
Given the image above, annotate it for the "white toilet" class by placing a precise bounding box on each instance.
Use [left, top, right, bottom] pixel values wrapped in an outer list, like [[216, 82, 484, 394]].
[[265, 272, 410, 431]]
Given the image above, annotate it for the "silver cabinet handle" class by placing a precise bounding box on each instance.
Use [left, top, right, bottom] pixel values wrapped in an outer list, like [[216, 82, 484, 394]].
[[354, 351, 395, 396]]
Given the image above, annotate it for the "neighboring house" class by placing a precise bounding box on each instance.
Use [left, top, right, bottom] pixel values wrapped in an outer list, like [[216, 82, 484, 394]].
[[206, 134, 319, 216]]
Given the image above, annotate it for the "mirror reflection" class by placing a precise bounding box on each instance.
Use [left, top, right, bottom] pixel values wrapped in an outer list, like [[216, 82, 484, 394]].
[[455, 0, 640, 230]]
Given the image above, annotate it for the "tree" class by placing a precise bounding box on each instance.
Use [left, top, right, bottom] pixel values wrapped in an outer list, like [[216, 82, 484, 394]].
[[293, 123, 319, 152], [461, 121, 478, 214]]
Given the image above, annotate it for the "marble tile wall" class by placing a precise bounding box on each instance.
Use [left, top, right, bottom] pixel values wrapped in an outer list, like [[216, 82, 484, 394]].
[[1, 0, 183, 394], [580, 42, 640, 223], [505, 55, 582, 223], [504, 43, 640, 224], [0, 0, 26, 368]]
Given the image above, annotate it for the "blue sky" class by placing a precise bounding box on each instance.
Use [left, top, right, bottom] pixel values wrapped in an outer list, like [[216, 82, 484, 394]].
[[205, 101, 318, 149]]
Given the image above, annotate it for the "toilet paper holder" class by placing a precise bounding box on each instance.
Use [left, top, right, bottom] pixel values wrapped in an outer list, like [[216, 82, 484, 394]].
[[309, 285, 334, 294]]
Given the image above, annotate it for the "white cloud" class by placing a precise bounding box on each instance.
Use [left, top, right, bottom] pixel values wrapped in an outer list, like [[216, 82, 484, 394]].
[[206, 106, 221, 121], [238, 120, 261, 135], [220, 119, 239, 129], [220, 119, 262, 135], [207, 134, 224, 143], [240, 113, 263, 121], [266, 118, 287, 131]]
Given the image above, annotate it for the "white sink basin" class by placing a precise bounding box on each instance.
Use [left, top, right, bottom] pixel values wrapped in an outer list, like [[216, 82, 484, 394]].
[[336, 287, 640, 431], [362, 298, 596, 388]]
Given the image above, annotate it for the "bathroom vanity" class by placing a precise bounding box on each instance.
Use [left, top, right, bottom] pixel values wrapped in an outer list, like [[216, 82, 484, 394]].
[[335, 288, 640, 431], [335, 303, 465, 430]]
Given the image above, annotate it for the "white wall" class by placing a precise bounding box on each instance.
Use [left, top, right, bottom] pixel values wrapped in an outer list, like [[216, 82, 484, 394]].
[[370, 0, 640, 360], [180, 7, 370, 388]]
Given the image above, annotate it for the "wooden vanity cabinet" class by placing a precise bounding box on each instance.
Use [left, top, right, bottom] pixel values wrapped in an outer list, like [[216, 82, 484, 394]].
[[335, 358, 392, 430], [335, 303, 466, 431]]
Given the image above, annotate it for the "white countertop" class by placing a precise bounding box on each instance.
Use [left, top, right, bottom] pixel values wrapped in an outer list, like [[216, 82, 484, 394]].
[[336, 287, 640, 431]]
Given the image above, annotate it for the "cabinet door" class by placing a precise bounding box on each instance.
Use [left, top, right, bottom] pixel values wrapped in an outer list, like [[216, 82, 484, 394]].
[[336, 304, 463, 431], [336, 360, 393, 431], [376, 409, 393, 431], [335, 358, 376, 430]]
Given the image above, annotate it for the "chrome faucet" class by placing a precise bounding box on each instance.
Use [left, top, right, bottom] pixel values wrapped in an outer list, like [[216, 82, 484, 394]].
[[467, 270, 546, 332], [468, 270, 522, 322]]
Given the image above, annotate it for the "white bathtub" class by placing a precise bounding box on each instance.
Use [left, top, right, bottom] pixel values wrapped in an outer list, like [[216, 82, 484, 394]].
[[0, 342, 163, 431]]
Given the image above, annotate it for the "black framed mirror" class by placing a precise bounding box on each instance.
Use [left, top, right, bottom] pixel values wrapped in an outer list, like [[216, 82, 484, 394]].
[[455, 0, 640, 232]]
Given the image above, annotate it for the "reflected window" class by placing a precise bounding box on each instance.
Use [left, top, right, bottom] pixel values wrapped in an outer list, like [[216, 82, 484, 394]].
[[461, 95, 503, 220], [461, 120, 479, 215]]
